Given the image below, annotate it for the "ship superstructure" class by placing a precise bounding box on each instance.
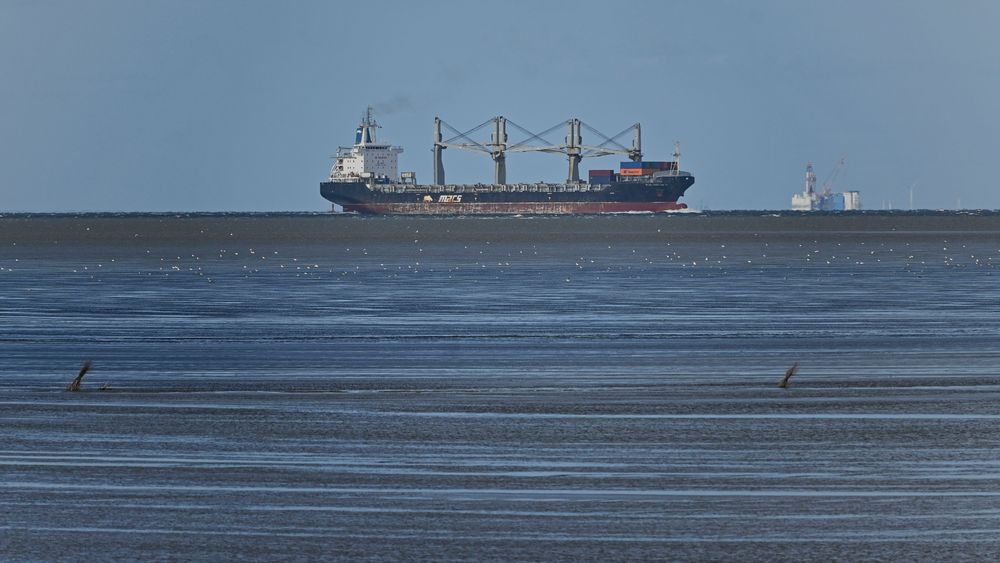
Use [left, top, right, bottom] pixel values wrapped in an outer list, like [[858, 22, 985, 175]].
[[321, 109, 695, 214], [329, 108, 404, 183]]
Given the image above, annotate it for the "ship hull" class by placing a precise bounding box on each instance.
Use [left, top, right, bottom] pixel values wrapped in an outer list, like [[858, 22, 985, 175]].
[[320, 176, 695, 215], [343, 201, 687, 214]]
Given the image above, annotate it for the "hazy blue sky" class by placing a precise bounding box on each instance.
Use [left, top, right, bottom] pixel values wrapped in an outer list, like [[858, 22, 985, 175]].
[[2, 0, 998, 211]]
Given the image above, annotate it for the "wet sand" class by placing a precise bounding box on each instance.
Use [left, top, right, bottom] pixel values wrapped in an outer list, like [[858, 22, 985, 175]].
[[2, 213, 1000, 560]]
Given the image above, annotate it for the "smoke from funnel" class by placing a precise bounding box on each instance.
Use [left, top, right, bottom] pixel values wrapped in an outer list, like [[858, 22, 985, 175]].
[[373, 96, 415, 115]]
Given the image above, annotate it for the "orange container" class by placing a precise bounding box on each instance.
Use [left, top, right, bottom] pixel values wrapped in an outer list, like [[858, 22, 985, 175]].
[[620, 168, 654, 176]]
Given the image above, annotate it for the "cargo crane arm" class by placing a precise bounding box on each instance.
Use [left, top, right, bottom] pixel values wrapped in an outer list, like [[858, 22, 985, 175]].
[[579, 121, 642, 161], [432, 115, 645, 185], [505, 119, 568, 154], [820, 158, 846, 195], [499, 119, 644, 183], [435, 117, 511, 184], [504, 120, 642, 160], [436, 118, 495, 154]]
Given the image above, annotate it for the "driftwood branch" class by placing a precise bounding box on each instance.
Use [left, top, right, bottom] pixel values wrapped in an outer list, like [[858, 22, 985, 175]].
[[66, 361, 92, 392], [778, 362, 799, 389]]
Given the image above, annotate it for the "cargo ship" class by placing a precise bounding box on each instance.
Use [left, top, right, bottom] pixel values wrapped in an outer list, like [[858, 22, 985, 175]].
[[320, 109, 695, 214]]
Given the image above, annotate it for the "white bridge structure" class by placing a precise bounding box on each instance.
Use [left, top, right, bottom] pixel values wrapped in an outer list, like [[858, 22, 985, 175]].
[[329, 108, 404, 183]]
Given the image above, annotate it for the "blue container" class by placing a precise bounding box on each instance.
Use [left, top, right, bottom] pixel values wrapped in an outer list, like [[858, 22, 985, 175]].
[[622, 161, 671, 169]]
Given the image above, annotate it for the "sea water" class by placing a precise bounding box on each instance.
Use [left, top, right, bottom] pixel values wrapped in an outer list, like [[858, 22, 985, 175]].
[[2, 212, 1000, 560]]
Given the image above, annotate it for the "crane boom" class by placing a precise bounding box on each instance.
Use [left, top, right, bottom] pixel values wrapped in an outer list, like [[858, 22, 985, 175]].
[[821, 158, 846, 195]]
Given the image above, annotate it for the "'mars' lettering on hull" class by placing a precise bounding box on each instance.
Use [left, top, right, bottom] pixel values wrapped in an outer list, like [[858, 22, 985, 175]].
[[320, 108, 696, 215]]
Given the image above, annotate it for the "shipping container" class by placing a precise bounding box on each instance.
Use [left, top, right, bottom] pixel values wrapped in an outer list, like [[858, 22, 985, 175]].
[[620, 168, 654, 176], [621, 161, 675, 170], [589, 177, 613, 184], [588, 169, 614, 176], [623, 168, 663, 175]]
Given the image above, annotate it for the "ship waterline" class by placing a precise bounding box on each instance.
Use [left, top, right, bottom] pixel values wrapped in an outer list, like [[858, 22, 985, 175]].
[[339, 201, 688, 215]]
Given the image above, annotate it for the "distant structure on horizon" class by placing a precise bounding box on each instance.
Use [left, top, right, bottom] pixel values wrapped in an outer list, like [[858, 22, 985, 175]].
[[791, 160, 861, 211]]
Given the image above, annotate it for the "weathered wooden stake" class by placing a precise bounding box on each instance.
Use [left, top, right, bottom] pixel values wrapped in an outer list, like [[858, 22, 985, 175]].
[[67, 360, 92, 392], [778, 362, 799, 389]]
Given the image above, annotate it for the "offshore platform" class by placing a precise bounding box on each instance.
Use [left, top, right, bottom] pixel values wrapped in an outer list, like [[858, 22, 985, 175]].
[[791, 160, 861, 211]]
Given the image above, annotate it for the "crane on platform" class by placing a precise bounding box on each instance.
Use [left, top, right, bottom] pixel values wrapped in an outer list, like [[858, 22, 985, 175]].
[[820, 158, 846, 197], [432, 116, 643, 185]]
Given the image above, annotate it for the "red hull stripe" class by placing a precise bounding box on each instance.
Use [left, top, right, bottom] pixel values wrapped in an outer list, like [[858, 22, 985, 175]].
[[341, 202, 688, 215]]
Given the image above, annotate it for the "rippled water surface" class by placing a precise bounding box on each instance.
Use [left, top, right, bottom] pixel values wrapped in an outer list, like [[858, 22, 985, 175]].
[[3, 213, 1000, 560]]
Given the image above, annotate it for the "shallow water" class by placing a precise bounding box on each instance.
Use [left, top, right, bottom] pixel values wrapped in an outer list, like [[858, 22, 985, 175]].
[[2, 213, 1000, 560]]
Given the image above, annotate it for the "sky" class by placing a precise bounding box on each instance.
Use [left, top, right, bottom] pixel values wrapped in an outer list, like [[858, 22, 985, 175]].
[[1, 0, 998, 211]]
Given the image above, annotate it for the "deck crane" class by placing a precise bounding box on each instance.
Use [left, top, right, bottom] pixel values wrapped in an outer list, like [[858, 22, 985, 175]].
[[432, 116, 643, 185]]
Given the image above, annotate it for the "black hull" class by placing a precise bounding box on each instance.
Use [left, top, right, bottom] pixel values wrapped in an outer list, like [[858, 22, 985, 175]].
[[320, 176, 695, 215]]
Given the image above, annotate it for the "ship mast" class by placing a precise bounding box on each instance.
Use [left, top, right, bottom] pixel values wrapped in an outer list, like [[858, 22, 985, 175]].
[[489, 117, 507, 185], [357, 106, 379, 145], [433, 117, 445, 185], [631, 124, 642, 162], [566, 118, 581, 183]]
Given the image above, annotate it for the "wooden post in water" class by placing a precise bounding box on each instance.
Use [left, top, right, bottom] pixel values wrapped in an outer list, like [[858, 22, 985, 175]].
[[66, 361, 92, 392], [778, 362, 799, 389]]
